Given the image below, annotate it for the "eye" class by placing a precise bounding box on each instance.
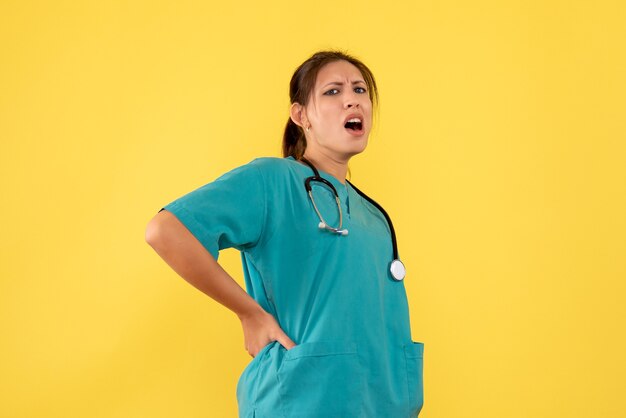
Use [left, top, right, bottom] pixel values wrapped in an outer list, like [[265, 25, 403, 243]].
[[324, 88, 339, 95], [355, 87, 367, 94]]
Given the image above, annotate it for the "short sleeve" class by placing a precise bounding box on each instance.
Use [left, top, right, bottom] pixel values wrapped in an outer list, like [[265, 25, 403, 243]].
[[160, 161, 266, 261]]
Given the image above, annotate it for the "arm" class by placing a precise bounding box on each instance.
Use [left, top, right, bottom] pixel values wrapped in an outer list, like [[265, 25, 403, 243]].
[[145, 209, 295, 356]]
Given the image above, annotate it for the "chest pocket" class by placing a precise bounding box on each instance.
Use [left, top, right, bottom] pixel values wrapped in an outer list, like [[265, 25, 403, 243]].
[[276, 341, 365, 418]]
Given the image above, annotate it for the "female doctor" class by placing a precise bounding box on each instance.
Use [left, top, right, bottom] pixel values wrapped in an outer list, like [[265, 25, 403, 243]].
[[145, 50, 424, 417]]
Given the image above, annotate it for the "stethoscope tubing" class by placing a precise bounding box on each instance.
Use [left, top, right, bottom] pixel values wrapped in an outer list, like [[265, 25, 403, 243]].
[[300, 157, 402, 270], [344, 179, 399, 261]]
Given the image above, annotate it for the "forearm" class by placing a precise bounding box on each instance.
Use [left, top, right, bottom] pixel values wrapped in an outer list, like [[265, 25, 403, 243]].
[[146, 211, 264, 319]]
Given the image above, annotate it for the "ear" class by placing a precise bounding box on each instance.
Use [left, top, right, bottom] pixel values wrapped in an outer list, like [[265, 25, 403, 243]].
[[290, 102, 309, 129]]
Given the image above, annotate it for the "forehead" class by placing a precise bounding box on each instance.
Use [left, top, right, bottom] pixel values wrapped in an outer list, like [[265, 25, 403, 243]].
[[315, 60, 365, 87]]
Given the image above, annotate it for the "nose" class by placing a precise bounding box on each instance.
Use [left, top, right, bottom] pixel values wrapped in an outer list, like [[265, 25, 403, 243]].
[[343, 86, 362, 108], [344, 93, 360, 109]]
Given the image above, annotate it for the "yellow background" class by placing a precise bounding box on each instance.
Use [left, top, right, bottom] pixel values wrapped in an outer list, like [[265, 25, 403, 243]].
[[1, 1, 624, 417]]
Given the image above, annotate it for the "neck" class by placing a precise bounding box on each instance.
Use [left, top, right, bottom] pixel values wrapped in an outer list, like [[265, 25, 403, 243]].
[[301, 151, 348, 185]]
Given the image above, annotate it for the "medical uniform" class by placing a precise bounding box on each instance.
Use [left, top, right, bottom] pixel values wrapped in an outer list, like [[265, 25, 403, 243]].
[[162, 156, 424, 417]]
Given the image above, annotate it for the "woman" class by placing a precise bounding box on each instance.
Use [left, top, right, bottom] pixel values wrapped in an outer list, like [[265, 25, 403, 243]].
[[146, 50, 424, 417]]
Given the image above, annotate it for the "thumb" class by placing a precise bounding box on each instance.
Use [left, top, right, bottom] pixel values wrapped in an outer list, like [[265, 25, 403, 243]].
[[276, 330, 296, 350]]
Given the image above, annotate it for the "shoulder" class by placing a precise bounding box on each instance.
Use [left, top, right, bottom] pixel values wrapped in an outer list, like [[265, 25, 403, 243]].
[[213, 157, 290, 180], [215, 157, 298, 192], [247, 156, 294, 173], [239, 156, 301, 182]]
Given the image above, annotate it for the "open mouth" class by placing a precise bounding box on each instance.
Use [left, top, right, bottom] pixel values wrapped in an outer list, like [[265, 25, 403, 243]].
[[344, 118, 363, 132]]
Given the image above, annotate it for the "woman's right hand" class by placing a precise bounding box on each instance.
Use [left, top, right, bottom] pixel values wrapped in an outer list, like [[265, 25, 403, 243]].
[[146, 211, 296, 358], [238, 307, 296, 358]]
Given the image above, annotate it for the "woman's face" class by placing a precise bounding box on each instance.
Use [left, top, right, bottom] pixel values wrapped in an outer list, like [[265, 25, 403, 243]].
[[303, 60, 373, 161]]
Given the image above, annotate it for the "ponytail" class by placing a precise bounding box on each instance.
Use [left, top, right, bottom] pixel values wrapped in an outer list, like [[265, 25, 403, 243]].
[[282, 118, 306, 159]]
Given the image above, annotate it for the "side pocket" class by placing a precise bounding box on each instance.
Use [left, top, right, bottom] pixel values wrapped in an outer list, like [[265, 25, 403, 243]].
[[237, 341, 277, 416], [277, 341, 364, 417], [404, 341, 424, 417]]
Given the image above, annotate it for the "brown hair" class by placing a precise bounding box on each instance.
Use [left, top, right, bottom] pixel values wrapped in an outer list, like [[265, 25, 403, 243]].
[[282, 50, 379, 160]]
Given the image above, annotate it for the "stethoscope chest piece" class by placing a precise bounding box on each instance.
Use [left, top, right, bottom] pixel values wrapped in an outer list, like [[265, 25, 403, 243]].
[[390, 259, 406, 281]]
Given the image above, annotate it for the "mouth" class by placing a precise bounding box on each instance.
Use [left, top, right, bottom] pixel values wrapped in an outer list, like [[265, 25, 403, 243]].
[[344, 116, 364, 135]]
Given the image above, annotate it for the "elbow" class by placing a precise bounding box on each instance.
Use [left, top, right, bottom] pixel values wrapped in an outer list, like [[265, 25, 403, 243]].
[[145, 220, 159, 247], [145, 213, 166, 248], [145, 209, 178, 249]]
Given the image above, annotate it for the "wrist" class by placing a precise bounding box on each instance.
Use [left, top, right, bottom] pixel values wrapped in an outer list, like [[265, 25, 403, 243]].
[[236, 302, 265, 321]]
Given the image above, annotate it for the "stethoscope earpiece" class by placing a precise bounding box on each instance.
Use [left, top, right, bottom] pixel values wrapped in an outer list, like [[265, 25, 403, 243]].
[[318, 221, 349, 236]]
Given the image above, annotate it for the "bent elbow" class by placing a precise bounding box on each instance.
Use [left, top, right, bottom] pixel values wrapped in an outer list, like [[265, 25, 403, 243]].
[[145, 220, 160, 247], [145, 211, 167, 247]]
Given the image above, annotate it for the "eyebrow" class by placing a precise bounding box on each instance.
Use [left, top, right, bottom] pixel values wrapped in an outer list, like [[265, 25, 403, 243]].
[[322, 80, 367, 89]]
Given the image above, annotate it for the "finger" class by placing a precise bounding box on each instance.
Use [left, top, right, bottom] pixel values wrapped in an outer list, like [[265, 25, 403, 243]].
[[276, 332, 296, 350], [250, 342, 268, 358]]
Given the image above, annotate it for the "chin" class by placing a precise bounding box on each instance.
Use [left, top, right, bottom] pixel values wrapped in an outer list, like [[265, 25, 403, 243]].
[[343, 141, 369, 159]]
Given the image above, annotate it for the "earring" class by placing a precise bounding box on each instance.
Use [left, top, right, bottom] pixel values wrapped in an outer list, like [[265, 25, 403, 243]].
[[306, 125, 311, 132]]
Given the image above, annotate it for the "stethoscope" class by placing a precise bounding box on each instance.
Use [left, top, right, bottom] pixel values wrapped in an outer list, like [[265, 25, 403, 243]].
[[300, 157, 406, 281]]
